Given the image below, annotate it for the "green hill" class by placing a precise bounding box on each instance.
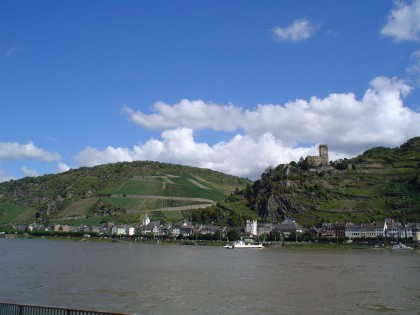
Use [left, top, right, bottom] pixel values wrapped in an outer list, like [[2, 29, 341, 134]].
[[1, 138, 419, 229], [0, 161, 251, 226], [244, 137, 420, 226]]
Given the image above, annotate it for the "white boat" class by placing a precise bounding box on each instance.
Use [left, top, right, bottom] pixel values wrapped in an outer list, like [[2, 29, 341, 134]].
[[392, 242, 413, 250], [226, 240, 264, 249]]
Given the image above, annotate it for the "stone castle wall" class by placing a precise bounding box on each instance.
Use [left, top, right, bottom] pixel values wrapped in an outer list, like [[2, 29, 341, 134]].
[[306, 144, 328, 167]]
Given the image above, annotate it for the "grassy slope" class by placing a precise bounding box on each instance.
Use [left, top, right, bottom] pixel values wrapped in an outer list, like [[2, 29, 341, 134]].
[[0, 161, 251, 225]]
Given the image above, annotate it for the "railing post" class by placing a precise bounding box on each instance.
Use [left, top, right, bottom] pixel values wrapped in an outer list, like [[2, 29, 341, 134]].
[[19, 305, 24, 315]]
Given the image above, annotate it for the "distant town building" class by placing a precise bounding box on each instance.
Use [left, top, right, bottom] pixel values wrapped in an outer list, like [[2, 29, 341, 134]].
[[273, 219, 304, 237], [245, 220, 258, 236], [257, 223, 273, 236], [410, 223, 420, 243], [111, 225, 127, 236]]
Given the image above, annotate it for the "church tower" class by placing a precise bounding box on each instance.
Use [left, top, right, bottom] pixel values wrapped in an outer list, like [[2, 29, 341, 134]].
[[142, 214, 150, 226]]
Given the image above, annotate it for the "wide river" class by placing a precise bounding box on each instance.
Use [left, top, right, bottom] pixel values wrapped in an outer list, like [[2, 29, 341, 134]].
[[0, 238, 419, 315]]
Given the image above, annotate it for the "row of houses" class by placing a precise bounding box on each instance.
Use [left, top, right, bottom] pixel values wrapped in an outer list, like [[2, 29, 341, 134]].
[[23, 214, 222, 238], [245, 219, 304, 238], [245, 218, 420, 242], [13, 215, 420, 242]]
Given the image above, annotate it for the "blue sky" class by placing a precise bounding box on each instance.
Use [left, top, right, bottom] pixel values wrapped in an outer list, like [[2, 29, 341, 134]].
[[1, 0, 420, 181]]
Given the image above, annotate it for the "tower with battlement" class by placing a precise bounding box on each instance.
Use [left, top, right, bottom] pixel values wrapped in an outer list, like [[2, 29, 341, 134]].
[[305, 144, 329, 167], [319, 144, 328, 166]]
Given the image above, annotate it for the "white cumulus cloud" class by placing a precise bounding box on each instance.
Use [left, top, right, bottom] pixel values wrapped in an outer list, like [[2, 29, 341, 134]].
[[78, 76, 420, 180], [74, 146, 135, 167], [21, 166, 38, 177], [122, 99, 242, 131], [73, 128, 313, 179], [272, 18, 316, 42], [381, 0, 420, 42], [123, 76, 419, 153], [0, 142, 61, 162], [57, 162, 71, 173]]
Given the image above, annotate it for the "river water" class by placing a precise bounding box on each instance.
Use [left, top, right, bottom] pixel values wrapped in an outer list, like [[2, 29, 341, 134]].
[[0, 238, 419, 315]]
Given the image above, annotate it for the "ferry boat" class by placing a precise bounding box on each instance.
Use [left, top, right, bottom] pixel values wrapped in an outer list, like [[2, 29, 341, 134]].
[[391, 242, 413, 250], [225, 239, 264, 249]]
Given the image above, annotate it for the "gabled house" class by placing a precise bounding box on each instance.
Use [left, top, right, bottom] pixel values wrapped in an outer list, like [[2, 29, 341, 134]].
[[89, 226, 102, 234], [141, 221, 160, 235], [320, 223, 335, 238], [360, 222, 386, 238], [170, 224, 182, 237], [198, 225, 219, 235], [111, 225, 127, 236], [273, 219, 304, 237], [345, 224, 361, 239], [386, 222, 405, 239], [54, 224, 71, 233], [180, 222, 193, 236], [410, 223, 420, 243], [158, 224, 171, 236], [257, 223, 273, 236], [127, 226, 136, 236], [171, 222, 193, 237]]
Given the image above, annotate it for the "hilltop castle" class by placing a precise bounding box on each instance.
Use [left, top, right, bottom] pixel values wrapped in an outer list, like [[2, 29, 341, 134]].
[[305, 144, 329, 167]]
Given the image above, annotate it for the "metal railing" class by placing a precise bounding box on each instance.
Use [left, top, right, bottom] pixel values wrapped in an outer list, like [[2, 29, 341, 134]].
[[0, 303, 128, 315]]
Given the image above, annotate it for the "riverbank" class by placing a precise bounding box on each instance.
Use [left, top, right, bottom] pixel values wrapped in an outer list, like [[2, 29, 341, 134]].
[[2, 234, 227, 247], [3, 234, 418, 250]]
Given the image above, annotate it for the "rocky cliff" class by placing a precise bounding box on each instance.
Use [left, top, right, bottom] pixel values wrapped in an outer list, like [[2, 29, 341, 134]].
[[245, 137, 420, 225]]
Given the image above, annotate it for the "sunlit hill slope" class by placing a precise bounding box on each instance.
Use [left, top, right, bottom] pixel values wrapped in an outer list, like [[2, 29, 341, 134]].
[[0, 161, 251, 225]]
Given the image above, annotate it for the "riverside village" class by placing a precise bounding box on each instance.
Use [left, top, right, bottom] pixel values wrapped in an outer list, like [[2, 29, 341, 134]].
[[3, 215, 420, 249], [1, 144, 419, 249]]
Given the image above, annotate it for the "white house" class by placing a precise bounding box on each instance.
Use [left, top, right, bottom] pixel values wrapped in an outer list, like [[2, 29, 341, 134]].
[[127, 226, 136, 236], [344, 220, 420, 240], [345, 224, 361, 239], [111, 225, 127, 236], [110, 225, 135, 236], [171, 224, 181, 237], [141, 221, 160, 235]]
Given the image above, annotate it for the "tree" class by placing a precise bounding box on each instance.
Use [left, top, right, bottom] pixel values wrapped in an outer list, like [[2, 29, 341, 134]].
[[214, 229, 222, 241], [0, 225, 16, 234], [269, 231, 283, 242], [226, 229, 239, 241], [301, 231, 314, 242]]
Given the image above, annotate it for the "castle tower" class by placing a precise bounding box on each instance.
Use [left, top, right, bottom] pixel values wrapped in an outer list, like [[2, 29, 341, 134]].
[[245, 220, 257, 236], [319, 145, 328, 166]]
